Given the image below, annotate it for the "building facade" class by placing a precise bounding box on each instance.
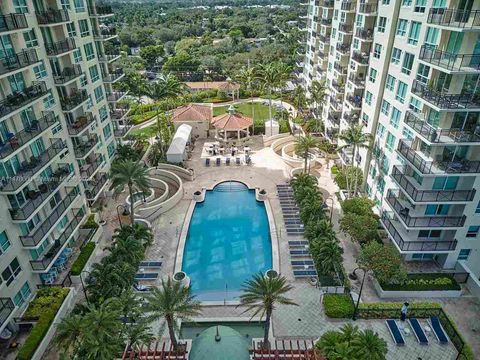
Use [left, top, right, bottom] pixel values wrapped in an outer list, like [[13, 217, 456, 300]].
[[0, 0, 126, 334], [301, 0, 480, 279]]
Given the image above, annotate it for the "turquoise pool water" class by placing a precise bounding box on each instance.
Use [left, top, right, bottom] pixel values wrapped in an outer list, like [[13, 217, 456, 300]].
[[182, 181, 272, 301]]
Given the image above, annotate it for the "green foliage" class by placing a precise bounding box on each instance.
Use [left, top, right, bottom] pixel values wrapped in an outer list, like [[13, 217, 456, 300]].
[[341, 197, 376, 217], [81, 214, 99, 229], [334, 166, 363, 190], [116, 144, 141, 162], [381, 273, 461, 291], [323, 294, 354, 318], [70, 242, 96, 276], [339, 213, 380, 245], [358, 242, 407, 285], [139, 45, 164, 69], [331, 165, 339, 175]]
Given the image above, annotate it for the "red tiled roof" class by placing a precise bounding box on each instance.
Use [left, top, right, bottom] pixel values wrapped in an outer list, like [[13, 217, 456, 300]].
[[172, 103, 212, 122], [211, 112, 253, 130], [185, 81, 240, 91]]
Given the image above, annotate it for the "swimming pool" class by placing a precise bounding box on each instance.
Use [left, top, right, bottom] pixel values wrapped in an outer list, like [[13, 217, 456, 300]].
[[182, 181, 272, 301]]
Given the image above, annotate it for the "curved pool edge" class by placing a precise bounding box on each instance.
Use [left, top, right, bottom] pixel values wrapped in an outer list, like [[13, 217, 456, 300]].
[[173, 179, 280, 305]]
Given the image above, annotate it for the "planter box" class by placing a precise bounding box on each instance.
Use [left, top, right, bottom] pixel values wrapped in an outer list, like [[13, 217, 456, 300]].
[[70, 228, 101, 284], [373, 279, 462, 299]]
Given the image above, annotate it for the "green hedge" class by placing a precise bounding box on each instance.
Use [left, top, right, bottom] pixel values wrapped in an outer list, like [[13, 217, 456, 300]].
[[380, 273, 461, 292], [323, 294, 354, 318], [17, 288, 70, 360], [70, 242, 96, 276], [81, 214, 99, 229]]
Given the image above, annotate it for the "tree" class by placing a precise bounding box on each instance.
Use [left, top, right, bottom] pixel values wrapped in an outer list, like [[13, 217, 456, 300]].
[[113, 223, 154, 248], [255, 63, 282, 134], [239, 273, 297, 349], [55, 313, 84, 357], [294, 135, 319, 174], [146, 73, 185, 101], [116, 144, 141, 162], [341, 197, 375, 217], [145, 277, 201, 350], [236, 66, 257, 133], [109, 160, 151, 224], [334, 166, 363, 196], [351, 329, 388, 360], [309, 80, 327, 132], [162, 52, 199, 72], [339, 212, 380, 245], [140, 45, 164, 69], [310, 240, 343, 275], [357, 242, 408, 285]]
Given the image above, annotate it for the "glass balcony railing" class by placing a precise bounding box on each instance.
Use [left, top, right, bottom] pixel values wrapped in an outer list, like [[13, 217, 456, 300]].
[[0, 82, 49, 120], [60, 90, 89, 112], [98, 50, 121, 62], [348, 74, 365, 87], [0, 298, 15, 328], [0, 112, 58, 159], [412, 80, 480, 110], [427, 8, 480, 29], [355, 28, 373, 41], [45, 38, 76, 57], [19, 188, 79, 247], [391, 165, 476, 202], [419, 46, 480, 72], [85, 173, 108, 200], [102, 68, 124, 83], [347, 94, 362, 108], [67, 113, 96, 135], [107, 91, 127, 102], [0, 49, 39, 77], [110, 106, 130, 120], [80, 154, 103, 179], [351, 51, 369, 64], [0, 13, 28, 33], [93, 28, 118, 41], [36, 9, 70, 25], [338, 24, 352, 33], [358, 3, 377, 14], [114, 120, 133, 137], [340, 1, 355, 11], [73, 135, 98, 158], [321, 0, 334, 7], [53, 64, 83, 85]]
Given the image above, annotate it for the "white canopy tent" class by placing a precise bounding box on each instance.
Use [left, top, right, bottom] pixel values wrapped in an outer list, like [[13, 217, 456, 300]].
[[166, 124, 192, 163]]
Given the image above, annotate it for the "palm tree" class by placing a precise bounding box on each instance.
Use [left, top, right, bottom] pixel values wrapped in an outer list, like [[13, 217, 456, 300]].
[[87, 260, 137, 302], [236, 66, 257, 134], [55, 313, 84, 357], [313, 240, 343, 275], [239, 273, 297, 349], [109, 160, 151, 224], [275, 62, 292, 124], [315, 330, 342, 356], [113, 223, 153, 248], [294, 135, 319, 173], [146, 73, 185, 101], [309, 80, 327, 132], [110, 235, 145, 264], [145, 277, 201, 350], [351, 329, 388, 360], [255, 63, 282, 134]]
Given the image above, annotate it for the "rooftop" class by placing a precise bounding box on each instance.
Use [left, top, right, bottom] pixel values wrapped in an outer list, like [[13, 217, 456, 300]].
[[172, 103, 212, 123]]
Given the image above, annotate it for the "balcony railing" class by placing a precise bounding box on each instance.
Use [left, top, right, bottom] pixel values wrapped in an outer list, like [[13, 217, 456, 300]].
[[0, 49, 40, 77], [85, 173, 108, 199], [355, 27, 373, 40], [336, 43, 351, 54], [0, 13, 28, 33], [391, 165, 476, 202], [0, 298, 15, 328], [114, 121, 133, 137], [339, 24, 352, 33], [381, 214, 458, 252], [358, 3, 378, 14], [110, 107, 130, 120], [93, 28, 118, 41], [73, 135, 98, 158], [102, 69, 124, 83], [0, 112, 58, 160], [60, 90, 89, 111], [419, 46, 480, 72], [340, 1, 356, 11], [46, 38, 76, 56], [53, 64, 83, 84], [0, 139, 66, 193], [9, 166, 72, 221], [333, 62, 347, 74], [107, 91, 127, 102], [351, 51, 369, 64], [327, 114, 340, 126], [321, 18, 332, 25], [88, 4, 114, 16], [404, 111, 480, 143], [386, 190, 466, 228], [347, 95, 362, 108], [348, 74, 365, 87], [36, 9, 70, 25], [412, 80, 480, 110], [0, 82, 48, 120], [19, 188, 79, 247], [397, 139, 480, 174], [427, 8, 480, 29], [330, 98, 343, 112], [322, 0, 334, 7], [67, 113, 96, 135], [80, 154, 103, 179], [30, 209, 85, 271], [319, 34, 330, 43]]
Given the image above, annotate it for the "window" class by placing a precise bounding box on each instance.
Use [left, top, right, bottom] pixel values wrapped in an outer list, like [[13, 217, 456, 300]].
[[377, 123, 386, 137], [43, 94, 55, 109], [458, 249, 471, 260], [89, 65, 99, 83], [79, 19, 90, 37], [365, 91, 373, 105], [409, 97, 422, 112], [1, 258, 21, 286], [396, 81, 408, 103], [362, 113, 369, 127], [391, 48, 402, 64], [408, 21, 421, 45], [74, 0, 86, 12], [0, 231, 11, 256], [52, 122, 63, 135], [80, 74, 88, 87], [466, 226, 479, 238], [61, 0, 71, 10], [73, 49, 82, 63], [382, 0, 390, 4], [86, 96, 93, 110], [94, 86, 104, 103], [84, 43, 95, 61], [402, 0, 412, 5], [99, 105, 108, 122], [396, 19, 408, 36], [414, 0, 426, 13], [390, 107, 401, 128], [107, 141, 116, 158], [424, 27, 439, 46], [416, 64, 430, 84], [369, 68, 377, 83], [381, 100, 390, 116], [386, 132, 396, 152], [377, 17, 387, 33], [23, 30, 38, 48], [373, 43, 382, 59], [476, 200, 480, 214], [103, 123, 112, 140], [13, 0, 29, 13], [33, 62, 47, 79], [13, 281, 31, 307], [353, 38, 359, 50], [402, 52, 415, 75], [66, 22, 77, 37], [403, 126, 414, 141], [386, 74, 396, 91]]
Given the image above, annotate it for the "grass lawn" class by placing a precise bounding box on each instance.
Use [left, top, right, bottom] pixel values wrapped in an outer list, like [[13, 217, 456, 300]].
[[129, 124, 158, 138], [213, 102, 272, 122]]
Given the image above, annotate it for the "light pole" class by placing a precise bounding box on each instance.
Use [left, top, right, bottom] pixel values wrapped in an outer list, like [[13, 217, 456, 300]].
[[351, 267, 367, 321], [116, 204, 130, 227], [80, 270, 91, 305]]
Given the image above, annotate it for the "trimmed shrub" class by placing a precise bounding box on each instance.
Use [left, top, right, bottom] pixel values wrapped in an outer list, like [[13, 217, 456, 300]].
[[323, 294, 354, 318], [81, 214, 99, 229], [70, 242, 96, 276], [380, 273, 461, 291]]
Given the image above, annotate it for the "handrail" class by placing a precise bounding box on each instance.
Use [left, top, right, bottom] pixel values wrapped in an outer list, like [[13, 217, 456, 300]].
[[0, 82, 48, 120], [427, 8, 480, 29], [419, 45, 480, 71], [0, 48, 38, 76], [0, 13, 28, 33], [45, 38, 76, 56], [412, 80, 480, 109]]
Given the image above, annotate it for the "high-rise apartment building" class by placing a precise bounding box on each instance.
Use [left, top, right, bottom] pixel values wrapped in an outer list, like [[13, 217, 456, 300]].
[[0, 0, 127, 333], [301, 0, 480, 279]]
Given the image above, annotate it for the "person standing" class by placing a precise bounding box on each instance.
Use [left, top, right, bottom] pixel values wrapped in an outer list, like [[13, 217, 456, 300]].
[[400, 302, 409, 322]]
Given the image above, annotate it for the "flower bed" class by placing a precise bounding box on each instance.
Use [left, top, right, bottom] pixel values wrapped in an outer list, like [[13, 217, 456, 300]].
[[380, 273, 461, 292], [323, 293, 354, 318], [70, 242, 96, 276]]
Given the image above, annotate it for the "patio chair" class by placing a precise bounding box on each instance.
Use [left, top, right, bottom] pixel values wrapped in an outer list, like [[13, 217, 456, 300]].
[[386, 320, 405, 346], [216, 157, 221, 166], [293, 270, 317, 278], [135, 272, 159, 280], [133, 282, 152, 292], [429, 317, 449, 344], [226, 157, 231, 165], [205, 158, 210, 166], [409, 318, 428, 345], [139, 261, 162, 268]]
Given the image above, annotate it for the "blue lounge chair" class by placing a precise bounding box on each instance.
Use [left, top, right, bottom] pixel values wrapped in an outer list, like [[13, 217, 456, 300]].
[[288, 240, 309, 246], [289, 249, 310, 256], [293, 270, 317, 277], [135, 273, 158, 280], [429, 317, 449, 344], [291, 260, 314, 266], [409, 318, 428, 345], [139, 261, 162, 268], [386, 320, 405, 346], [216, 157, 221, 166], [205, 158, 210, 166]]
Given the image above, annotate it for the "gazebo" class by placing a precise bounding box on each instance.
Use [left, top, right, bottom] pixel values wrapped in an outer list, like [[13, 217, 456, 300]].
[[211, 105, 253, 143]]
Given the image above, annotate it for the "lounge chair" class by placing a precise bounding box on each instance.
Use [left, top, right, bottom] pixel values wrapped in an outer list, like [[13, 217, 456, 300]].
[[409, 318, 428, 345], [289, 249, 310, 256], [293, 270, 317, 277], [139, 261, 162, 268], [429, 316, 449, 344], [216, 157, 221, 166], [291, 260, 314, 266], [135, 272, 158, 280], [386, 320, 405, 346], [133, 282, 152, 292], [226, 157, 231, 165], [236, 157, 241, 165], [205, 158, 210, 166], [288, 240, 309, 246]]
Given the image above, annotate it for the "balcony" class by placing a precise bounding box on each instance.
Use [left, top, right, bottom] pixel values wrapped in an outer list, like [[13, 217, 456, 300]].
[[60, 90, 89, 112], [427, 8, 480, 30], [331, 81, 345, 93], [67, 113, 96, 135], [391, 165, 476, 203], [321, 18, 332, 26], [319, 34, 330, 43], [0, 139, 66, 193], [333, 62, 347, 74], [397, 139, 480, 174], [93, 28, 118, 41], [340, 1, 356, 11], [0, 298, 15, 328], [404, 111, 480, 144], [110, 106, 131, 120], [412, 80, 480, 110], [0, 49, 40, 77], [53, 64, 83, 85], [114, 120, 133, 137], [0, 82, 49, 121], [355, 28, 373, 41], [327, 114, 340, 126], [107, 91, 128, 103], [85, 173, 108, 200], [321, 0, 334, 7], [46, 38, 76, 57], [419, 46, 480, 73], [351, 51, 369, 65], [36, 9, 70, 25], [0, 112, 58, 160], [346, 94, 362, 109], [336, 43, 351, 55], [102, 68, 125, 83], [343, 112, 359, 125], [358, 3, 377, 14], [30, 209, 85, 271], [386, 190, 466, 228], [98, 51, 121, 63], [330, 98, 343, 112], [73, 135, 98, 158], [9, 166, 72, 221], [381, 214, 458, 252], [0, 13, 28, 33], [88, 4, 114, 17], [19, 188, 79, 248], [339, 24, 352, 33], [348, 74, 365, 87], [80, 154, 103, 179]]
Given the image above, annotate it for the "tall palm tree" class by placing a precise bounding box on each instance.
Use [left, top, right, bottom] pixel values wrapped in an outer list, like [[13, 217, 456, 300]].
[[110, 235, 145, 264], [145, 277, 201, 350], [236, 66, 257, 134], [255, 63, 282, 134], [55, 313, 84, 357], [275, 62, 292, 124], [109, 160, 151, 224], [351, 329, 388, 360], [309, 80, 327, 132], [146, 73, 185, 101], [294, 135, 319, 174], [239, 273, 297, 349], [113, 223, 153, 248], [313, 240, 343, 275]]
